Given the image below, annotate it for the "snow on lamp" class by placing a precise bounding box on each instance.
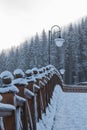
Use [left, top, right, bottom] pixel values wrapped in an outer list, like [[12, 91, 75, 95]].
[[59, 69, 65, 75], [55, 38, 65, 47]]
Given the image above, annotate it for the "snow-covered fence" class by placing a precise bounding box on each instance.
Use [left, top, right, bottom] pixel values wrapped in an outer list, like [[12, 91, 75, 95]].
[[0, 65, 63, 130], [63, 84, 87, 93], [0, 71, 19, 130]]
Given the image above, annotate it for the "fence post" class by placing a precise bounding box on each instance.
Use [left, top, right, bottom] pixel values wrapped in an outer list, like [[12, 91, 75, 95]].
[[25, 69, 37, 130], [32, 68, 43, 121], [0, 70, 19, 130], [13, 69, 29, 130]]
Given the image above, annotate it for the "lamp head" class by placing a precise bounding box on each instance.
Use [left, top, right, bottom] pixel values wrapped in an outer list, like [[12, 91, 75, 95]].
[[55, 38, 65, 47], [59, 69, 65, 75]]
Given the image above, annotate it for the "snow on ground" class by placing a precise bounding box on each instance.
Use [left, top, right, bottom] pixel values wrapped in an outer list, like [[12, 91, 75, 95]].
[[37, 85, 87, 130], [37, 85, 61, 130]]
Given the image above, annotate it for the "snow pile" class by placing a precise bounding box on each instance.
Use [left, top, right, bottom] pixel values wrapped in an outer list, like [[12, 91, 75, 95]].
[[37, 85, 62, 130]]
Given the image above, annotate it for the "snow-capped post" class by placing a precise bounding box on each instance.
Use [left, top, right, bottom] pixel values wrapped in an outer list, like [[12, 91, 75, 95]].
[[38, 67, 48, 113], [50, 65, 63, 88], [46, 65, 54, 100], [32, 67, 43, 121], [25, 69, 36, 91], [45, 65, 53, 104], [51, 66, 62, 87], [45, 65, 64, 106], [47, 65, 60, 96], [25, 69, 37, 130], [33, 84, 41, 122], [13, 69, 29, 130], [0, 70, 19, 130], [13, 69, 28, 95]]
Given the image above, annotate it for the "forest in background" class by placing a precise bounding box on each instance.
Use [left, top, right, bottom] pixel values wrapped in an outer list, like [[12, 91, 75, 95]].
[[0, 17, 87, 84]]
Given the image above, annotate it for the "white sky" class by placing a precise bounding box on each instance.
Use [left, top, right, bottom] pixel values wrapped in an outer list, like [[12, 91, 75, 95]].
[[0, 0, 87, 51]]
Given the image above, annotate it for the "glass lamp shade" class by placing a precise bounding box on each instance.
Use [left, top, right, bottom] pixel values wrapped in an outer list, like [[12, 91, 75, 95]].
[[60, 69, 65, 75], [55, 38, 65, 47]]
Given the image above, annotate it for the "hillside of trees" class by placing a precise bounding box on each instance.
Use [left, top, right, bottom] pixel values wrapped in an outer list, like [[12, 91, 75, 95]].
[[0, 17, 87, 84]]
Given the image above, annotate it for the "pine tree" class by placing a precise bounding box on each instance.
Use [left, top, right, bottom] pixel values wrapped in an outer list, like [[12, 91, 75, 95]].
[[40, 30, 48, 66]]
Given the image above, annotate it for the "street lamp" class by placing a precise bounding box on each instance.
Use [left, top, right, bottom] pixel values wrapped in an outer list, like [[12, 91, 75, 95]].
[[49, 25, 65, 64], [59, 68, 65, 83], [59, 68, 65, 75]]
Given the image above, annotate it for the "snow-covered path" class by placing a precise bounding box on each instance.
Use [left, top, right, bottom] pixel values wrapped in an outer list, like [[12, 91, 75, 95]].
[[53, 86, 87, 130], [37, 85, 87, 130]]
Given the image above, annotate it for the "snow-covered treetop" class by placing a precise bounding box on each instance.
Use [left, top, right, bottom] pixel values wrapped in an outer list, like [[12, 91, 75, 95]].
[[13, 69, 25, 78], [0, 70, 14, 80]]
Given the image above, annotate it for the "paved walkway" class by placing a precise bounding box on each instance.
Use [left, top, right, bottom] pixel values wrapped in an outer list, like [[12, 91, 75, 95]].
[[37, 85, 87, 130], [52, 87, 87, 130]]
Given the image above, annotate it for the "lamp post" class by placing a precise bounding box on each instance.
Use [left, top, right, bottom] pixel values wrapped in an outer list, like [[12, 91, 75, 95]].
[[59, 68, 65, 82], [48, 25, 65, 64]]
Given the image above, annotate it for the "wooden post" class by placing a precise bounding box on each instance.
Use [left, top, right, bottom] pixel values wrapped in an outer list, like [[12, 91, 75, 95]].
[[0, 92, 17, 130], [26, 81, 37, 130], [13, 69, 29, 130], [33, 84, 41, 121], [13, 83, 28, 130], [39, 80, 46, 113], [0, 70, 19, 130]]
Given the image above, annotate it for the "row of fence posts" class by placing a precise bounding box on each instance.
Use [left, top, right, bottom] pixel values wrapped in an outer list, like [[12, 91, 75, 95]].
[[0, 65, 63, 130]]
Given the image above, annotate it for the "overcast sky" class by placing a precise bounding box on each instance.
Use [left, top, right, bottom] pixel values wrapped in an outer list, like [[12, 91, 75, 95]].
[[0, 0, 87, 51]]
